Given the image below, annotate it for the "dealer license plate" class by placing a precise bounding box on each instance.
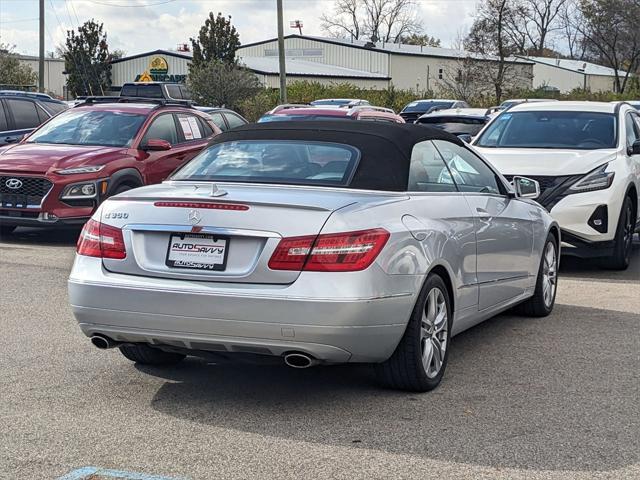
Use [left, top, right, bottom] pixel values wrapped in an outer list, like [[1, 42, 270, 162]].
[[166, 233, 229, 271]]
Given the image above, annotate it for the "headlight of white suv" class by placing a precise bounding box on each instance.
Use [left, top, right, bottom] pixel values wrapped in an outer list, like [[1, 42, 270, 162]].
[[569, 164, 615, 193], [56, 165, 105, 175]]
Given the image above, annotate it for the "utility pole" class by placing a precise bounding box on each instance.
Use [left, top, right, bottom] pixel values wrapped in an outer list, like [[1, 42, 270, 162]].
[[38, 0, 45, 92], [276, 0, 287, 103]]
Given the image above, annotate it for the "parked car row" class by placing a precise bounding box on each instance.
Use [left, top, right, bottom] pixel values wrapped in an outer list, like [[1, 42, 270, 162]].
[[1, 86, 638, 393]]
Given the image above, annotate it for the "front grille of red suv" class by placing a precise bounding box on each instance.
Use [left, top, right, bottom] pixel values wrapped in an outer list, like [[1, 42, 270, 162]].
[[0, 176, 53, 208]]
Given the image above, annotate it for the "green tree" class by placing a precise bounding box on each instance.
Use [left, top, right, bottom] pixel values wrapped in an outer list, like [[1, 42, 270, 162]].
[[63, 19, 111, 97], [188, 61, 261, 110], [190, 12, 240, 68], [0, 44, 38, 88]]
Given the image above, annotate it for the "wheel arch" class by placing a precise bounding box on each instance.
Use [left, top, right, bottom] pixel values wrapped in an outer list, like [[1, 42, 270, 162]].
[[425, 262, 456, 317], [106, 168, 144, 196]]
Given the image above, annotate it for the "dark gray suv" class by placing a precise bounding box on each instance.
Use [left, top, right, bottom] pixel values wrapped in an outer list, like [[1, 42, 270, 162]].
[[0, 91, 68, 145]]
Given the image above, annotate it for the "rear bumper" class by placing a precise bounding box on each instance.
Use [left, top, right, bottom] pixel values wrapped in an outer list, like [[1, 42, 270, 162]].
[[68, 258, 417, 363]]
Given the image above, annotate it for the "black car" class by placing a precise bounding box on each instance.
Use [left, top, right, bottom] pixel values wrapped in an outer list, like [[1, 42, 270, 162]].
[[399, 99, 469, 123], [0, 91, 68, 145], [195, 107, 248, 132], [415, 108, 491, 142]]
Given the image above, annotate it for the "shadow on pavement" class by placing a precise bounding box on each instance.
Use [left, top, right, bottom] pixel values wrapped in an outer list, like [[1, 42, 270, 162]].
[[560, 235, 639, 282], [140, 304, 640, 472], [0, 226, 81, 247]]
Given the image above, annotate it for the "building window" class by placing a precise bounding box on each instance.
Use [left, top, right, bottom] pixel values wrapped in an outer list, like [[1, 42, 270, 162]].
[[438, 68, 444, 80]]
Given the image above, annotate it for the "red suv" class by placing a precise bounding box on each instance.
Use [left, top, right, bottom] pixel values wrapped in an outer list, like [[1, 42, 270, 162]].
[[0, 98, 220, 234]]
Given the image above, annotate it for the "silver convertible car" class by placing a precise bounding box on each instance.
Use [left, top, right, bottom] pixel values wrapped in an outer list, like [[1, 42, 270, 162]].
[[68, 121, 560, 391]]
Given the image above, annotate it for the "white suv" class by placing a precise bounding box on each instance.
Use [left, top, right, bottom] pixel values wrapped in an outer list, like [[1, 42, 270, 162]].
[[472, 101, 639, 269]]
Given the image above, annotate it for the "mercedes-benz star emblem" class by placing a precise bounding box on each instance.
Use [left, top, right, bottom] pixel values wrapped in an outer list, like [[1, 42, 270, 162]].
[[188, 210, 201, 225], [5, 178, 23, 190]]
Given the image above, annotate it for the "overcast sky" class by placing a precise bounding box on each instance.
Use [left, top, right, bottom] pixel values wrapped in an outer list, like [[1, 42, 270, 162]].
[[0, 0, 480, 56]]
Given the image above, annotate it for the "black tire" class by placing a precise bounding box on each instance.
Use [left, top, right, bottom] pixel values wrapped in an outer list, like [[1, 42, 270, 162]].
[[0, 225, 16, 236], [375, 273, 452, 392], [516, 233, 558, 317], [605, 196, 635, 271], [119, 344, 186, 365]]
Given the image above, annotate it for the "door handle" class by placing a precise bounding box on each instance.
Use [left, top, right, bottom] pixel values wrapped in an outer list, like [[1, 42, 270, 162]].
[[476, 207, 491, 217]]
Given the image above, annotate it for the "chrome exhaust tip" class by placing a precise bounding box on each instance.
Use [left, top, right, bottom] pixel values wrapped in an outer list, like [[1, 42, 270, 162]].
[[90, 335, 117, 350], [284, 352, 318, 369]]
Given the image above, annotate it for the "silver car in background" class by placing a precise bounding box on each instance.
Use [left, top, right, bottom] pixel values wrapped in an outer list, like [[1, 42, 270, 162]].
[[68, 121, 560, 392]]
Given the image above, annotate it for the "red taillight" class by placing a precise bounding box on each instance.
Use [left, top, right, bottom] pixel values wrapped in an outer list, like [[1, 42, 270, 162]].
[[77, 219, 127, 260], [268, 228, 389, 272]]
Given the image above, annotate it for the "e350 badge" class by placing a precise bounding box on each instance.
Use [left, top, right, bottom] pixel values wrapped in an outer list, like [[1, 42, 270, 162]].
[[104, 212, 129, 219]]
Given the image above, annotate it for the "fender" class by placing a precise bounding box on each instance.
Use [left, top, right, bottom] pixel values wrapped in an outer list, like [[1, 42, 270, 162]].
[[105, 168, 144, 197]]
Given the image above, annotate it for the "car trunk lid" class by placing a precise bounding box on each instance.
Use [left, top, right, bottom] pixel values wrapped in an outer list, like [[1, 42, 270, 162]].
[[100, 182, 399, 284]]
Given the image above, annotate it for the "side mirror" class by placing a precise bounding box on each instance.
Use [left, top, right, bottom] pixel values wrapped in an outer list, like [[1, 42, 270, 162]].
[[142, 138, 172, 151], [457, 134, 472, 143], [629, 139, 640, 155], [512, 176, 540, 199]]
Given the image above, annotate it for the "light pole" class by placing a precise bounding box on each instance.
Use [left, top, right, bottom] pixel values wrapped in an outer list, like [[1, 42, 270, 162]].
[[277, 0, 287, 103], [39, 0, 45, 92]]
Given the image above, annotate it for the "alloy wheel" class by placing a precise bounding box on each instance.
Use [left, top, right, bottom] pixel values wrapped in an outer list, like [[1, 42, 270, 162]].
[[420, 288, 448, 379], [542, 241, 557, 308]]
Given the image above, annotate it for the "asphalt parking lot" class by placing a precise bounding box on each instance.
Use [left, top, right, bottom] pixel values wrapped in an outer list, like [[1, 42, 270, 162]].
[[1, 228, 638, 480]]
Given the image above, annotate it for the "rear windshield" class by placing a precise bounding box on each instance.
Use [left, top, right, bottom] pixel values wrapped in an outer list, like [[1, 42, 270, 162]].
[[402, 101, 453, 113], [258, 114, 350, 122], [121, 84, 164, 98], [26, 109, 146, 147], [475, 111, 617, 149], [417, 116, 487, 135], [172, 140, 360, 187]]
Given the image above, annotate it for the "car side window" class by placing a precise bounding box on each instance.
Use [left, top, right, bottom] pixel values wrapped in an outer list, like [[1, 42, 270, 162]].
[[175, 113, 204, 142], [208, 112, 227, 131], [408, 140, 458, 192], [198, 118, 214, 137], [433, 140, 501, 195], [143, 113, 178, 145], [0, 103, 8, 131], [625, 113, 639, 147], [7, 99, 41, 130], [224, 112, 246, 129]]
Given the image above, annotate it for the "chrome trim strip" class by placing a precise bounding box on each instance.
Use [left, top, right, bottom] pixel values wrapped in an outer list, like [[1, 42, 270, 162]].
[[123, 223, 281, 238]]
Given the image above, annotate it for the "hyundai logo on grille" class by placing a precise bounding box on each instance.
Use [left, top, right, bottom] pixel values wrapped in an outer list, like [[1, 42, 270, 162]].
[[5, 178, 23, 190]]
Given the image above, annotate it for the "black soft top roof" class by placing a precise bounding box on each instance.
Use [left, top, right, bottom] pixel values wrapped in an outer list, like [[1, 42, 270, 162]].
[[206, 121, 464, 191]]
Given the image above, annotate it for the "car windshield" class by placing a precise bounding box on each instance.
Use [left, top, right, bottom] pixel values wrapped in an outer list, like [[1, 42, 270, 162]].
[[475, 111, 617, 149], [26, 109, 146, 147], [258, 114, 350, 122], [417, 116, 487, 135], [402, 101, 453, 113], [172, 140, 360, 187]]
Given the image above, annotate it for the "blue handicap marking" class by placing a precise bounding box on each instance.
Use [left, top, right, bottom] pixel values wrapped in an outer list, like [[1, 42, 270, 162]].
[[58, 466, 188, 480]]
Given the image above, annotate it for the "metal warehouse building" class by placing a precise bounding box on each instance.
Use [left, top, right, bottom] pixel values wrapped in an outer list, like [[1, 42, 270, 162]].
[[517, 56, 629, 93], [237, 34, 534, 92], [109, 34, 534, 93]]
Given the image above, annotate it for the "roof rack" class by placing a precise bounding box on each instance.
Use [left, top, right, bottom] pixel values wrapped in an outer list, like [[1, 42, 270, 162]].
[[75, 96, 194, 108], [267, 103, 311, 114], [346, 105, 396, 115]]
